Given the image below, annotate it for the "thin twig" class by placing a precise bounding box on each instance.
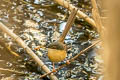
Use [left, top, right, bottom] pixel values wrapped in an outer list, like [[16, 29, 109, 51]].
[[6, 43, 21, 57], [70, 40, 100, 62], [21, 0, 30, 5], [0, 68, 25, 74], [0, 22, 58, 80], [59, 8, 78, 42], [91, 0, 103, 33], [40, 40, 101, 78], [53, 0, 96, 27]]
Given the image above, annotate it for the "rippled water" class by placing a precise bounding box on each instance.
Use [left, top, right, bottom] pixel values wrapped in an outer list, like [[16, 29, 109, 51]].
[[0, 0, 102, 80]]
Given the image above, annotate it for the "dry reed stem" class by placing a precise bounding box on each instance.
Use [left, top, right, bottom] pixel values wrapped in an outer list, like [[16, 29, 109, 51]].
[[91, 0, 103, 33], [0, 22, 58, 80], [54, 0, 96, 27], [102, 0, 120, 80], [59, 8, 78, 42]]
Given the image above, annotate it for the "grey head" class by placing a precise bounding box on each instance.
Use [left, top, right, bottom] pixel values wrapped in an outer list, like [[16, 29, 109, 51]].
[[48, 42, 65, 50]]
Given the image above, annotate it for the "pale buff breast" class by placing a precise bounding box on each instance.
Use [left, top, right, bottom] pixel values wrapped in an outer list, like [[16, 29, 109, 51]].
[[48, 48, 67, 62]]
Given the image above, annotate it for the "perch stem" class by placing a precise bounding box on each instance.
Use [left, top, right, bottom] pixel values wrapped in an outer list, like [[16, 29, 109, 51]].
[[59, 8, 78, 42]]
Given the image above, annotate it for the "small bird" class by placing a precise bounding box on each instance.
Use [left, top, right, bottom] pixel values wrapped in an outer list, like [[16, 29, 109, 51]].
[[47, 42, 67, 71], [48, 42, 67, 62], [47, 8, 78, 72]]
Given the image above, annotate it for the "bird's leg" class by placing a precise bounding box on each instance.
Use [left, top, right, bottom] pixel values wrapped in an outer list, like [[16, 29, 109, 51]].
[[66, 60, 70, 65], [52, 62, 56, 72], [34, 46, 45, 50]]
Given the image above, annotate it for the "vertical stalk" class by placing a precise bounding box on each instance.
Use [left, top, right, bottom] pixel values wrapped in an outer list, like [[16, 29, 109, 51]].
[[59, 8, 78, 42]]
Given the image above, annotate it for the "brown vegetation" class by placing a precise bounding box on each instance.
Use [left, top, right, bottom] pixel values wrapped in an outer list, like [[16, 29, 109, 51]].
[[102, 0, 120, 80]]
